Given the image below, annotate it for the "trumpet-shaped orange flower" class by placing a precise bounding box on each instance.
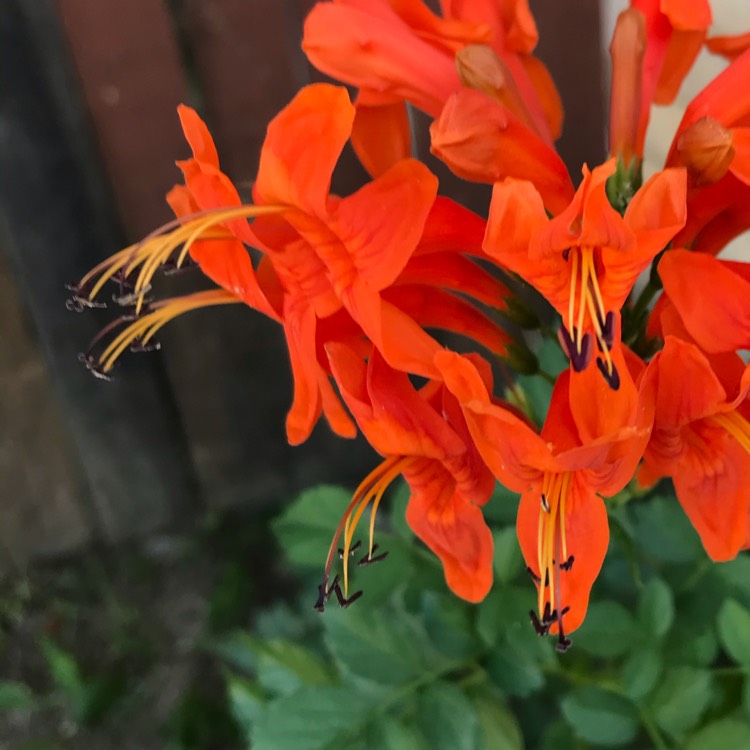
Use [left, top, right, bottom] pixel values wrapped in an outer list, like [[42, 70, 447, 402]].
[[640, 337, 750, 561], [483, 160, 686, 387], [320, 346, 495, 604], [657, 250, 750, 354], [436, 346, 655, 648], [72, 83, 511, 446], [302, 0, 561, 169]]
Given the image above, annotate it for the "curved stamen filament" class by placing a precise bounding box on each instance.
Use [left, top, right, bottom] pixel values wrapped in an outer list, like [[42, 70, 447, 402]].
[[76, 204, 285, 307], [322, 456, 410, 595], [536, 471, 573, 622], [709, 411, 750, 453], [93, 289, 239, 372]]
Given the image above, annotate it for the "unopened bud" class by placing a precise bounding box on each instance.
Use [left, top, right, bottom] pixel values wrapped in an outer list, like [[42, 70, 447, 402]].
[[676, 116, 735, 186], [455, 44, 535, 131]]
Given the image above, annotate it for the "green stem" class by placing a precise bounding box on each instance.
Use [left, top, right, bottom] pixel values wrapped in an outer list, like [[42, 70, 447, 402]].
[[638, 705, 671, 750]]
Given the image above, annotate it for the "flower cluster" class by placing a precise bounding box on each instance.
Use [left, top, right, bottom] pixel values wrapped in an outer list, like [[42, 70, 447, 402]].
[[69, 0, 750, 651]]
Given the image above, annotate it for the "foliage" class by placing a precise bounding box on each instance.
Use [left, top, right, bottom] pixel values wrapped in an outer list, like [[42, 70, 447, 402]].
[[214, 450, 750, 749]]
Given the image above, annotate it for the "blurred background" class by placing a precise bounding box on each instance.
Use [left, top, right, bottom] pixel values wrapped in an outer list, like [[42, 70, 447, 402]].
[[5, 1, 747, 748]]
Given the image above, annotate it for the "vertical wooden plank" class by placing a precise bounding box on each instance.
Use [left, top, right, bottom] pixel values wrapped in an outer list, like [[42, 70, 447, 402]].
[[53, 0, 190, 239], [0, 247, 90, 564], [0, 0, 199, 543], [183, 0, 304, 180], [531, 0, 605, 173]]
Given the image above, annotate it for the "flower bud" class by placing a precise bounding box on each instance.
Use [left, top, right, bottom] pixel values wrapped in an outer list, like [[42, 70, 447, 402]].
[[676, 115, 735, 186], [455, 44, 536, 131]]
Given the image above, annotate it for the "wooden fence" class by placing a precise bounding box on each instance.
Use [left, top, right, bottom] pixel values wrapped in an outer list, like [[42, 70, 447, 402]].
[[0, 0, 603, 564]]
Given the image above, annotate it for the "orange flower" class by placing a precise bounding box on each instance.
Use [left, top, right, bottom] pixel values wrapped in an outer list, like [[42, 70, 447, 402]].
[[640, 337, 750, 561], [482, 160, 686, 387], [436, 347, 655, 648], [657, 250, 750, 353], [72, 84, 510, 446], [319, 346, 495, 604], [302, 0, 561, 178]]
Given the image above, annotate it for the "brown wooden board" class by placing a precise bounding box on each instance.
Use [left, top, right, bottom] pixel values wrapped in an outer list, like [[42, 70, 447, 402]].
[[0, 0, 199, 546], [0, 246, 90, 565]]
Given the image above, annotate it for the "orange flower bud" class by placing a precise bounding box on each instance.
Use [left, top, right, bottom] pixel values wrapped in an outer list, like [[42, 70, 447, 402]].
[[455, 44, 536, 132], [676, 115, 735, 186], [608, 8, 646, 164]]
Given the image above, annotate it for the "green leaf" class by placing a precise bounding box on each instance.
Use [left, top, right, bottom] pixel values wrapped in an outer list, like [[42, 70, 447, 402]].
[[0, 681, 36, 712], [717, 599, 750, 665], [471, 690, 523, 750], [366, 717, 429, 750], [561, 686, 639, 746], [620, 648, 663, 701], [574, 601, 637, 658], [685, 718, 750, 750], [638, 578, 674, 638], [649, 667, 713, 736], [630, 495, 703, 563], [492, 528, 523, 584], [272, 485, 353, 568], [718, 554, 750, 607], [417, 682, 480, 750], [485, 627, 549, 698], [252, 686, 372, 750], [476, 586, 535, 647], [322, 604, 433, 686], [422, 592, 480, 660], [226, 675, 265, 739], [41, 638, 86, 719]]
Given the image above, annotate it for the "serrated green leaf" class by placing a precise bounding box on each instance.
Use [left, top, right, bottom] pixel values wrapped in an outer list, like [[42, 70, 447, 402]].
[[471, 690, 523, 750], [226, 675, 265, 738], [417, 682, 480, 750], [631, 495, 702, 563], [685, 718, 750, 750], [492, 528, 523, 584], [574, 601, 636, 658], [620, 648, 663, 701], [649, 667, 713, 736], [561, 686, 639, 746], [0, 681, 36, 712], [252, 686, 372, 750], [322, 605, 432, 686], [717, 599, 750, 665], [638, 578, 674, 638], [271, 485, 352, 568]]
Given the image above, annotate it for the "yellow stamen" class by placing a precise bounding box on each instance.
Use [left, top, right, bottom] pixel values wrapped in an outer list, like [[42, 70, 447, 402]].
[[76, 204, 284, 309], [535, 471, 574, 622], [97, 289, 239, 372], [708, 411, 750, 453], [323, 457, 410, 596]]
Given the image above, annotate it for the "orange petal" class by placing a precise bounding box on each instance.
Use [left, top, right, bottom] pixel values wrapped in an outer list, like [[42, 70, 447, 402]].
[[673, 425, 750, 561], [414, 196, 487, 256], [659, 251, 750, 353], [405, 465, 494, 602], [730, 127, 750, 186], [351, 98, 412, 178], [176, 105, 220, 167], [429, 89, 573, 213], [327, 344, 464, 460], [302, 3, 459, 117], [706, 32, 750, 62], [520, 54, 563, 141], [329, 159, 438, 291], [254, 84, 355, 217], [384, 285, 510, 355], [516, 477, 609, 635]]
